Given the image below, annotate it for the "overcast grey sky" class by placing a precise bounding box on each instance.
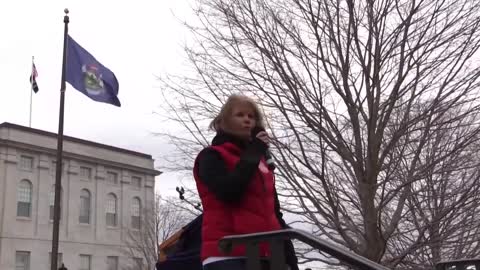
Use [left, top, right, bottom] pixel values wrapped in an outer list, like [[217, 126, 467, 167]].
[[0, 0, 194, 196]]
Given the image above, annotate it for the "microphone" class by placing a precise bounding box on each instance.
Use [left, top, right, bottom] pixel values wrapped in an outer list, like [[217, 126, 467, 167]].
[[251, 126, 276, 170]]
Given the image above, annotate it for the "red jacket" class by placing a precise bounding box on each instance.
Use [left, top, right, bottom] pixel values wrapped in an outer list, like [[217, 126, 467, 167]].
[[193, 141, 281, 261]]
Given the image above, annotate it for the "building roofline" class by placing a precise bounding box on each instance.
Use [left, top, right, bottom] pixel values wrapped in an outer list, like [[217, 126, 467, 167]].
[[0, 122, 153, 160], [0, 138, 162, 176]]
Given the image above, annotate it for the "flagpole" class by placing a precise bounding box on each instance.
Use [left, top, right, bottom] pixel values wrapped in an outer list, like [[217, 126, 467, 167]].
[[29, 56, 34, 127], [51, 8, 69, 270]]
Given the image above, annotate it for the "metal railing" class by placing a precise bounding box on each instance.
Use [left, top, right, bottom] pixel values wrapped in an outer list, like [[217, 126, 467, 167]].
[[219, 228, 390, 270]]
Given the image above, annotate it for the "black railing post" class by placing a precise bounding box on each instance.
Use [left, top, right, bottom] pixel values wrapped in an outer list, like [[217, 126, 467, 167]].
[[269, 239, 286, 270], [245, 242, 261, 270]]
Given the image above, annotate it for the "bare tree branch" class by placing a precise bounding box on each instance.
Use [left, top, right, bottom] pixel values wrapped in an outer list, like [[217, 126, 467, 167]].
[[157, 0, 480, 268]]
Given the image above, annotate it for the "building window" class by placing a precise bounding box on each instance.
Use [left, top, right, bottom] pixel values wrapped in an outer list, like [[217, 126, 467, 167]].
[[49, 186, 62, 221], [79, 189, 91, 224], [131, 197, 141, 229], [131, 176, 141, 188], [49, 252, 63, 269], [107, 256, 119, 270], [106, 193, 117, 227], [106, 171, 118, 184], [17, 180, 32, 217], [20, 156, 34, 171], [80, 166, 92, 179], [15, 251, 30, 270], [79, 255, 91, 270]]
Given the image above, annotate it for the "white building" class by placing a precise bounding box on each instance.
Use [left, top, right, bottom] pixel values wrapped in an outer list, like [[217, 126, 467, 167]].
[[0, 122, 161, 270]]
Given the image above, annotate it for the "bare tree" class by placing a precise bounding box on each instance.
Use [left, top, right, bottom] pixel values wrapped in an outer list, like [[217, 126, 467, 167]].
[[123, 195, 193, 270], [157, 0, 480, 268]]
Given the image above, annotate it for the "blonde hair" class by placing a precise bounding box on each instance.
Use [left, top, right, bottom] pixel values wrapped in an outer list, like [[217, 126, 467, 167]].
[[209, 94, 265, 132]]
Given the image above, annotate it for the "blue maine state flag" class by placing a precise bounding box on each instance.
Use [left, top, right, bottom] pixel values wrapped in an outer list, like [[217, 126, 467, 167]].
[[66, 35, 121, 106]]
